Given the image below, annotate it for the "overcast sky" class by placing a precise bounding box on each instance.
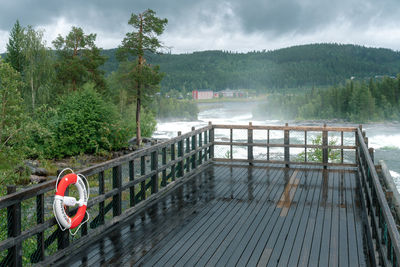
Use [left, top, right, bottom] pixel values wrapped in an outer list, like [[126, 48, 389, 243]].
[[1, 0, 400, 54]]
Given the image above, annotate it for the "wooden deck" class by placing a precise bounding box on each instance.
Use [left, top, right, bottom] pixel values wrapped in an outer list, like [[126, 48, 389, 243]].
[[58, 163, 367, 267]]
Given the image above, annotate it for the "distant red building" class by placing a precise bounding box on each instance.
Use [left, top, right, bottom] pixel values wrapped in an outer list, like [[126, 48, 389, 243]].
[[192, 90, 214, 100]]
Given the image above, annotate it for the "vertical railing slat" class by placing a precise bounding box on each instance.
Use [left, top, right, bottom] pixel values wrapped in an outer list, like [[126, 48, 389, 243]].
[[7, 185, 22, 267], [162, 147, 167, 187], [284, 123, 289, 167], [129, 161, 135, 207], [209, 122, 214, 159], [141, 156, 146, 201], [112, 165, 122, 216], [151, 150, 159, 194], [322, 123, 328, 168], [98, 171, 105, 225], [248, 122, 253, 165]]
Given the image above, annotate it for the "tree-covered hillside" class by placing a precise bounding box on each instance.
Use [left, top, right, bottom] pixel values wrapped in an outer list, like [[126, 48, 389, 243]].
[[101, 43, 400, 92]]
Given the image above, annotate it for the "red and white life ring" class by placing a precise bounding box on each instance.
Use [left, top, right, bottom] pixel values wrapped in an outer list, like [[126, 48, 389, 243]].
[[53, 170, 89, 231]]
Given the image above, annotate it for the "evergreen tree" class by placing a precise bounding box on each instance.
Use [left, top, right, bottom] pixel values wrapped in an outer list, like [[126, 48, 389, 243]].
[[5, 20, 25, 73], [52, 27, 106, 91], [117, 9, 167, 145]]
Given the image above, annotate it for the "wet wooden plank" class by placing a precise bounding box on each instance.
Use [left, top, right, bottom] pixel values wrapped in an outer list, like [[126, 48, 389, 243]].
[[318, 170, 334, 266], [205, 167, 284, 266], [177, 167, 269, 266], [329, 170, 340, 267], [349, 170, 366, 266], [221, 168, 288, 266], [190, 167, 284, 266], [307, 169, 330, 266], [61, 165, 369, 267], [69, 166, 229, 266], [159, 168, 262, 266], [141, 167, 252, 266], [291, 169, 323, 267], [264, 168, 317, 267], [227, 168, 296, 266], [278, 169, 320, 267], [243, 169, 307, 266], [338, 171, 349, 267]]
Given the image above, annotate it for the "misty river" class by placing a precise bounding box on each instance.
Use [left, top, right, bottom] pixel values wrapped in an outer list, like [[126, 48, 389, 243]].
[[153, 101, 400, 191]]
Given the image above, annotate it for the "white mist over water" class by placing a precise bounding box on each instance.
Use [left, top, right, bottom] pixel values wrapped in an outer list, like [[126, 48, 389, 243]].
[[153, 101, 400, 192]]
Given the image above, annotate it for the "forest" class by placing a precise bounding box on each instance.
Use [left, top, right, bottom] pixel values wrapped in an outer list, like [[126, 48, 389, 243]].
[[0, 15, 195, 190], [2, 17, 400, 191], [253, 76, 400, 122], [102, 44, 400, 92]]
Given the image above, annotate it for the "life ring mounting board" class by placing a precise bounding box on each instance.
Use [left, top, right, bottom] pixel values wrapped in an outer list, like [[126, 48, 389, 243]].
[[53, 168, 90, 235]]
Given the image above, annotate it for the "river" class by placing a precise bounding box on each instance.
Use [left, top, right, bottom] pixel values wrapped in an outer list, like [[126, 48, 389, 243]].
[[153, 101, 400, 191]]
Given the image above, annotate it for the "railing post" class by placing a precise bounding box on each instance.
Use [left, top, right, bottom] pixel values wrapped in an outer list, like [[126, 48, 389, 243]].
[[171, 142, 176, 181], [341, 131, 344, 164], [369, 148, 374, 164], [35, 193, 45, 262], [56, 169, 69, 250], [113, 165, 122, 216], [209, 121, 214, 159], [284, 123, 289, 168], [204, 130, 208, 162], [98, 171, 105, 224], [248, 122, 253, 165], [161, 147, 167, 187], [322, 123, 328, 169], [140, 156, 146, 201], [186, 137, 190, 173], [304, 130, 307, 162], [267, 129, 270, 161], [230, 128, 233, 159], [129, 161, 135, 207], [199, 131, 203, 165], [191, 127, 197, 169], [151, 150, 158, 194], [7, 185, 22, 267], [178, 131, 184, 177]]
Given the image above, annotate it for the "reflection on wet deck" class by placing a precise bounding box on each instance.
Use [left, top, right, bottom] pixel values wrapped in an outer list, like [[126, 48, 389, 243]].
[[62, 163, 366, 267]]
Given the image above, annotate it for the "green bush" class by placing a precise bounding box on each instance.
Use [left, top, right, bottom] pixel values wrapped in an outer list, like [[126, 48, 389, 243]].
[[50, 84, 127, 157]]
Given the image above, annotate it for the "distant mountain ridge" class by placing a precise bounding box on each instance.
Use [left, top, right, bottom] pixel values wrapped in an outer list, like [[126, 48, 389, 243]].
[[101, 43, 400, 91], [3, 43, 400, 92]]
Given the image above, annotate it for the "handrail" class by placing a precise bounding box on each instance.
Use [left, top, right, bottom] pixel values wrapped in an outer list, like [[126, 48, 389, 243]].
[[212, 123, 358, 167], [0, 124, 213, 266], [357, 128, 400, 266], [0, 125, 213, 209]]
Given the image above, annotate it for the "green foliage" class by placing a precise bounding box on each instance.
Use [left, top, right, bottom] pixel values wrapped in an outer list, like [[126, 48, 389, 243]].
[[122, 104, 157, 137], [254, 76, 400, 122], [117, 9, 168, 61], [297, 135, 340, 163], [152, 97, 198, 120], [117, 9, 167, 145], [53, 27, 106, 92], [50, 84, 128, 157], [22, 26, 55, 111], [102, 44, 400, 92], [0, 60, 26, 185], [5, 20, 25, 72]]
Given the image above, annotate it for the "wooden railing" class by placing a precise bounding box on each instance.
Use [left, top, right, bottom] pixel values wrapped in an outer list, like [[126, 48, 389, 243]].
[[213, 123, 358, 167], [1, 122, 399, 266], [0, 125, 213, 266], [357, 128, 400, 266]]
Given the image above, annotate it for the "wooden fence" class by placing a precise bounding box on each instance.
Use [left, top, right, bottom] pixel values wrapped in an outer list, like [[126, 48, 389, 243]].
[[0, 122, 399, 266], [213, 123, 358, 167], [0, 124, 213, 266]]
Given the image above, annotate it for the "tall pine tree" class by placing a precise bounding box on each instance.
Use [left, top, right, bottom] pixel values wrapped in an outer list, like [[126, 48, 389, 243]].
[[117, 9, 167, 145]]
